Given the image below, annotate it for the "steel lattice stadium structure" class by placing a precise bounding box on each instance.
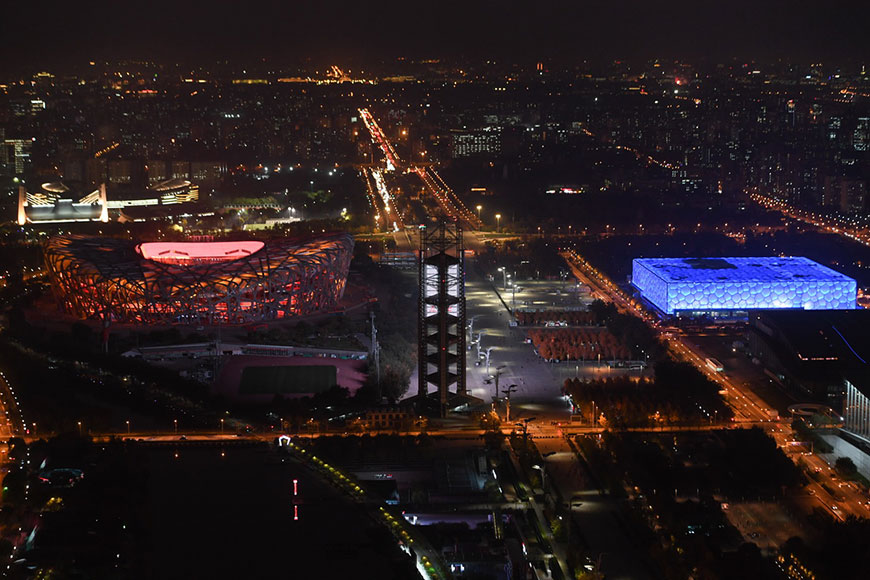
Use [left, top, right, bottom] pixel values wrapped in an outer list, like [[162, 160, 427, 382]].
[[44, 233, 354, 325], [631, 257, 857, 316]]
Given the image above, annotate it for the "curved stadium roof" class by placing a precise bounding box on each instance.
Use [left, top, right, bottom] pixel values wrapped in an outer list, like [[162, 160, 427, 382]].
[[44, 233, 354, 325]]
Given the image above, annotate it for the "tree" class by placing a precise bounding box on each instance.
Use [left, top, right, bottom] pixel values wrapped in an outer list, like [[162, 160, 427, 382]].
[[835, 456, 858, 478], [380, 365, 411, 403]]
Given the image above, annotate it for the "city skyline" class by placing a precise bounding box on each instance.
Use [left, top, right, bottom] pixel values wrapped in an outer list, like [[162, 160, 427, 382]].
[[3, 5, 870, 578]]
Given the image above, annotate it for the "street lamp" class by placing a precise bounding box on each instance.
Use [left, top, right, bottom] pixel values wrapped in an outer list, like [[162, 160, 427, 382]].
[[77, 421, 82, 436], [468, 315, 480, 343], [126, 420, 130, 434], [221, 418, 225, 434], [475, 330, 487, 359], [476, 205, 482, 220], [497, 267, 507, 290], [502, 384, 517, 422], [532, 463, 547, 493], [495, 213, 501, 233], [484, 347, 494, 376], [174, 419, 178, 434]]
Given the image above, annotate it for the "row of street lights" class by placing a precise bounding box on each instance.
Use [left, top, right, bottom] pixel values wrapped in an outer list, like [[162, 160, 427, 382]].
[[65, 417, 228, 437], [473, 204, 502, 232]]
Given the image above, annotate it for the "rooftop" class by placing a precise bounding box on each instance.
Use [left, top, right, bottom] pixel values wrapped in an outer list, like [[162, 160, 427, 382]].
[[752, 309, 870, 393], [633, 257, 854, 285]]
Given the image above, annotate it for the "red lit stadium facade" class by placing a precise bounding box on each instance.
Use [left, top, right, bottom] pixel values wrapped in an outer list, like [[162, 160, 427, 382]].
[[44, 233, 354, 325]]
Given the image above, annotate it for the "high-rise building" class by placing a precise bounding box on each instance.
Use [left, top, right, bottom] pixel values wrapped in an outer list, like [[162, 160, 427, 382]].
[[840, 179, 867, 214], [853, 117, 870, 152], [450, 128, 502, 159], [3, 139, 32, 174], [843, 377, 870, 442], [107, 159, 140, 184]]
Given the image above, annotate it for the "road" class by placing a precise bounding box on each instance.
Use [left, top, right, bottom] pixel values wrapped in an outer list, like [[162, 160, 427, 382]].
[[0, 370, 25, 439], [359, 107, 403, 170], [751, 191, 870, 248], [360, 166, 406, 233], [536, 437, 653, 580], [414, 165, 483, 229], [358, 106, 482, 231]]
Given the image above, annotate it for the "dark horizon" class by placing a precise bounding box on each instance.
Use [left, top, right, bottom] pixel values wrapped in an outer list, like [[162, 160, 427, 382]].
[[3, 0, 870, 73]]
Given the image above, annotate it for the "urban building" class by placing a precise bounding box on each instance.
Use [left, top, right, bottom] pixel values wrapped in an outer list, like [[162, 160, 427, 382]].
[[17, 179, 200, 223], [106, 179, 199, 210], [3, 138, 32, 174], [843, 375, 870, 441], [17, 182, 107, 224], [450, 128, 501, 159], [748, 309, 870, 403], [364, 408, 413, 431], [632, 257, 857, 317]]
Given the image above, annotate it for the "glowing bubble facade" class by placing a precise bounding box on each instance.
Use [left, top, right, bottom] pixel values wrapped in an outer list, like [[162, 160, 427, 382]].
[[631, 257, 857, 315]]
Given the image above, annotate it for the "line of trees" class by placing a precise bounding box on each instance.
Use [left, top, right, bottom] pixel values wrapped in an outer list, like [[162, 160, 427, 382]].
[[564, 359, 733, 427], [589, 299, 663, 360], [514, 310, 598, 326], [530, 328, 632, 362]]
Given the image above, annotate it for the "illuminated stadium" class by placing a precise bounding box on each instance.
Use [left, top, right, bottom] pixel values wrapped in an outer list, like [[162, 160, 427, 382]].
[[44, 233, 354, 325], [631, 257, 857, 316]]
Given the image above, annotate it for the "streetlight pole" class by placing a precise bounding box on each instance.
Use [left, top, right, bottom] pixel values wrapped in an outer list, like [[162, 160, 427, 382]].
[[126, 420, 130, 434], [495, 213, 501, 233], [468, 315, 480, 343], [532, 464, 547, 494], [502, 384, 517, 422], [476, 205, 482, 221], [475, 330, 486, 360], [491, 366, 504, 400], [77, 421, 82, 436], [498, 267, 507, 290], [221, 418, 225, 434], [174, 419, 178, 434]]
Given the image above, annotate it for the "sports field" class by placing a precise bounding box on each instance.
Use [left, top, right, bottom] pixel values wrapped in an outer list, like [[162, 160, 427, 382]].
[[215, 354, 367, 401], [239, 365, 337, 395]]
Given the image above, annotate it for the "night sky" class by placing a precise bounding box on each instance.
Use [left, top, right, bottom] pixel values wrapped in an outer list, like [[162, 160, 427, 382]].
[[3, 0, 870, 69]]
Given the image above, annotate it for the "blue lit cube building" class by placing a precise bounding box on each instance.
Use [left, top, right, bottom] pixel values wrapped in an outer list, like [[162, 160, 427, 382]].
[[631, 257, 857, 317]]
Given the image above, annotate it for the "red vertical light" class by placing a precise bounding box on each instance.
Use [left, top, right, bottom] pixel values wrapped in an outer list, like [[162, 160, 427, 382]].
[[293, 505, 299, 521], [293, 479, 298, 496]]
